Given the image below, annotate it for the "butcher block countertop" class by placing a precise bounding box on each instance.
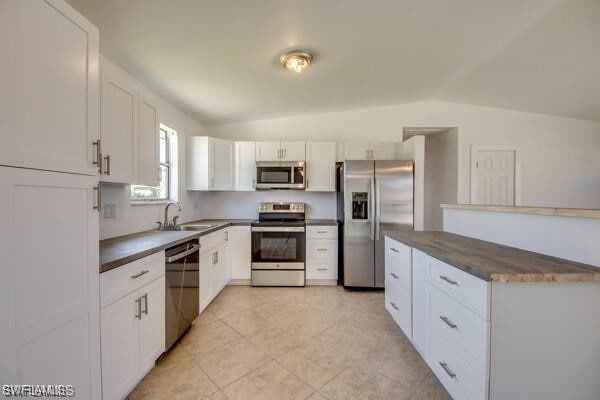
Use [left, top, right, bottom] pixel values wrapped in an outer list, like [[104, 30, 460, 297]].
[[440, 203, 600, 219], [385, 231, 600, 283]]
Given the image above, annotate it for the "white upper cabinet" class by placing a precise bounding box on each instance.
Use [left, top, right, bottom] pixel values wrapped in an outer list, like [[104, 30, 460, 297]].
[[188, 136, 234, 191], [343, 142, 396, 160], [256, 141, 306, 161], [100, 60, 138, 184], [0, 0, 99, 175], [306, 142, 336, 192], [235, 141, 256, 191], [137, 96, 160, 187]]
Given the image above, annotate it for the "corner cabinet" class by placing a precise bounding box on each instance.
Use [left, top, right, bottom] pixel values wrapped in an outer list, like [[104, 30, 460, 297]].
[[188, 136, 234, 191], [306, 142, 336, 191], [0, 166, 101, 399], [0, 0, 100, 176]]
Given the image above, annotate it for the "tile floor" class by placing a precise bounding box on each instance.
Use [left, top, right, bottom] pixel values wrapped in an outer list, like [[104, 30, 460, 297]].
[[130, 285, 450, 400]]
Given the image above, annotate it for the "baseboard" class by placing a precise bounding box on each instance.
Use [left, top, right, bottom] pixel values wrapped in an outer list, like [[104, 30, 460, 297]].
[[228, 279, 251, 285]]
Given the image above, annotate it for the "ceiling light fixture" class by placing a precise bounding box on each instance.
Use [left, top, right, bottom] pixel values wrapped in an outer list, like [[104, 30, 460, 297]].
[[280, 50, 313, 73]]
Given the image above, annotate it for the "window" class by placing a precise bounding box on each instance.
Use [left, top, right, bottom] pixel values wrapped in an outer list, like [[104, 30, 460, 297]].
[[131, 125, 178, 202]]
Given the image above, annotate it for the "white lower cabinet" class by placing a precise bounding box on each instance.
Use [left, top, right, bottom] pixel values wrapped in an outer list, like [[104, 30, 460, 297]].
[[228, 226, 252, 281], [384, 238, 412, 338], [100, 252, 165, 400], [199, 229, 231, 312], [306, 225, 338, 284], [411, 249, 430, 359]]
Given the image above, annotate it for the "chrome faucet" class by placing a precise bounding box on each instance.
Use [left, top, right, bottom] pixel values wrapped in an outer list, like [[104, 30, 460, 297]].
[[159, 201, 181, 230]]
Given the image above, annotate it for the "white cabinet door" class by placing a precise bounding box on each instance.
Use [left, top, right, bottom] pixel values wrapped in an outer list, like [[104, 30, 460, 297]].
[[138, 277, 165, 374], [412, 249, 430, 360], [229, 226, 252, 280], [255, 141, 282, 161], [372, 142, 396, 160], [235, 141, 256, 191], [306, 142, 336, 191], [100, 61, 138, 184], [199, 251, 213, 313], [211, 244, 228, 295], [210, 138, 234, 190], [344, 143, 371, 160], [137, 96, 160, 187], [0, 166, 101, 399], [0, 0, 99, 175], [280, 141, 306, 161], [100, 292, 140, 400]]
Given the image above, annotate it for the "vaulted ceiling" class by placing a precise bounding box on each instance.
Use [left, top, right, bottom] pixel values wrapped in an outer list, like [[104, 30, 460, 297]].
[[66, 0, 600, 124]]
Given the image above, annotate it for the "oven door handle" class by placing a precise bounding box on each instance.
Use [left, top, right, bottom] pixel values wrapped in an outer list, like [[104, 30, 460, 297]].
[[166, 244, 200, 262], [252, 226, 305, 232]]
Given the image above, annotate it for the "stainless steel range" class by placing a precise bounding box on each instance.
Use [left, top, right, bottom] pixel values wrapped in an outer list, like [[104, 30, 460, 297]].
[[251, 202, 306, 286]]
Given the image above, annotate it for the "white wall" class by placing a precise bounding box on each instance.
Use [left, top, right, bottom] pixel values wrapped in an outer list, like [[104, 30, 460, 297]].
[[99, 57, 205, 239], [208, 101, 600, 209], [424, 129, 459, 230], [398, 136, 425, 230]]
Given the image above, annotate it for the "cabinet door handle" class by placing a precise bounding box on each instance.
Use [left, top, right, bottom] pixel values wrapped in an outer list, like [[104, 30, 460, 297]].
[[317, 248, 327, 252], [439, 362, 457, 379], [103, 154, 111, 175], [225, 231, 229, 241], [92, 140, 102, 173], [216, 251, 219, 264], [390, 302, 399, 310], [142, 293, 148, 315], [390, 272, 399, 279], [439, 315, 457, 329], [135, 297, 142, 320], [93, 185, 101, 212], [131, 270, 149, 279], [440, 275, 458, 286], [390, 247, 399, 253]]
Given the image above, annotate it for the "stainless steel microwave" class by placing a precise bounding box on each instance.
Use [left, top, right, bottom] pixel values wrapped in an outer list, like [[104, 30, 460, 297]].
[[256, 161, 305, 190]]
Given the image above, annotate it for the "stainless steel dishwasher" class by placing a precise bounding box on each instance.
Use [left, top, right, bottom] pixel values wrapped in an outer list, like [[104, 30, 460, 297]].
[[164, 240, 200, 350]]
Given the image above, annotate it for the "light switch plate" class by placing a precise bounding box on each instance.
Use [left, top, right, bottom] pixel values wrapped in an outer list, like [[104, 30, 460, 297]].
[[103, 203, 116, 219]]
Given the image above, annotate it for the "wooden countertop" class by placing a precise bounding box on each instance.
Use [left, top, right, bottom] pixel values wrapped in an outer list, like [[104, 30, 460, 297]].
[[384, 231, 600, 283], [441, 204, 600, 219]]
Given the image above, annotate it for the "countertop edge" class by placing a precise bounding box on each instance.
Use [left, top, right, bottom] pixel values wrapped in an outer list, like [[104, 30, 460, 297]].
[[440, 203, 600, 220]]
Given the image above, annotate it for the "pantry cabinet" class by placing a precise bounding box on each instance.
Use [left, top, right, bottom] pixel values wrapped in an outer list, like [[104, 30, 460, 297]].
[[343, 142, 396, 160], [256, 141, 305, 161], [306, 142, 336, 191], [0, 0, 100, 176], [188, 136, 235, 191], [235, 141, 257, 191]]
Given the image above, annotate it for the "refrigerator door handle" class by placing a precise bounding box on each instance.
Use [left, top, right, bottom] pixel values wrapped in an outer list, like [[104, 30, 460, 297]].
[[375, 178, 381, 240], [370, 177, 376, 240]]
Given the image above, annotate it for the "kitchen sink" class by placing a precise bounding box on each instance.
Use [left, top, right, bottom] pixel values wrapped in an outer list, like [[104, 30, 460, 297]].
[[177, 224, 218, 231]]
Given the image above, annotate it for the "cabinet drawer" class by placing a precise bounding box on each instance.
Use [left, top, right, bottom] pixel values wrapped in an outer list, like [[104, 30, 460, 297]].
[[428, 257, 490, 320], [385, 237, 411, 265], [100, 251, 165, 309], [307, 239, 337, 262], [307, 225, 337, 239], [430, 327, 488, 400], [385, 254, 411, 288], [430, 284, 489, 369], [199, 228, 227, 253], [306, 263, 337, 280], [385, 275, 412, 338]]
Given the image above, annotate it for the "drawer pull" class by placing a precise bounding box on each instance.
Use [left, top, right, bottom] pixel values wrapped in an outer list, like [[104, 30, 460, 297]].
[[390, 302, 399, 310], [317, 268, 328, 271], [439, 315, 457, 329], [131, 270, 149, 279], [317, 248, 328, 251], [317, 231, 328, 234], [390, 272, 399, 279], [440, 275, 459, 286], [390, 247, 400, 253], [439, 362, 457, 379]]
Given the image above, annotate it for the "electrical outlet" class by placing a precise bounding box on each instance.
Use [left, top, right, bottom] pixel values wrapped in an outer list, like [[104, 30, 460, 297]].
[[103, 203, 116, 219]]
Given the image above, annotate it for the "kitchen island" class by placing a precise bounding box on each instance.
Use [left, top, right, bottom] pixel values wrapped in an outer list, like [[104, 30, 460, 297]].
[[384, 230, 600, 400]]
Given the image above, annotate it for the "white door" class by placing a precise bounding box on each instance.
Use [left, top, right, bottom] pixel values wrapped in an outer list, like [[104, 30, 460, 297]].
[[371, 142, 396, 160], [472, 149, 516, 205], [100, 62, 138, 184], [255, 141, 282, 161], [281, 141, 306, 161], [306, 142, 336, 191], [344, 142, 371, 160], [199, 251, 213, 313], [0, 0, 99, 175], [235, 141, 256, 191], [0, 166, 101, 399], [100, 293, 140, 400], [138, 277, 166, 374], [412, 249, 430, 360], [137, 96, 160, 187], [210, 138, 234, 190], [229, 226, 252, 280]]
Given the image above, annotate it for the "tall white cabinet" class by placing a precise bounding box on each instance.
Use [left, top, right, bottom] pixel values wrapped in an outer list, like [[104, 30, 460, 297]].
[[0, 1, 101, 398], [0, 0, 100, 176]]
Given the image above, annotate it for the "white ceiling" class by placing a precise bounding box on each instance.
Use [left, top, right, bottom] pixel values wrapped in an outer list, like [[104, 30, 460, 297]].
[[66, 0, 600, 125]]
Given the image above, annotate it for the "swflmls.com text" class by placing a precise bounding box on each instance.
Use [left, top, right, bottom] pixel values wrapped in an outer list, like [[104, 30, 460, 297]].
[[2, 385, 75, 397]]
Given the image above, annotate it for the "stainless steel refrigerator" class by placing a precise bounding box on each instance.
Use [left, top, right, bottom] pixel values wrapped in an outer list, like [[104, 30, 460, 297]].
[[337, 160, 414, 288]]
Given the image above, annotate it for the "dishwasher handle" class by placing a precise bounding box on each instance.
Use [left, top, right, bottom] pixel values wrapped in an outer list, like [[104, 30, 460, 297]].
[[166, 244, 200, 263]]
